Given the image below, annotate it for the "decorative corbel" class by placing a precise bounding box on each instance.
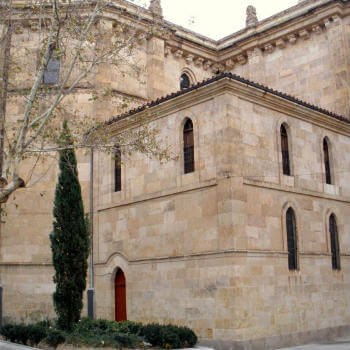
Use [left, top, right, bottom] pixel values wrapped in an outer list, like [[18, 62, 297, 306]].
[[194, 57, 204, 67], [312, 24, 322, 35], [14, 23, 24, 34], [276, 38, 286, 49], [29, 20, 39, 31], [211, 63, 224, 74], [299, 29, 310, 40], [287, 34, 297, 45], [174, 50, 183, 59], [264, 43, 274, 54], [164, 46, 172, 57], [225, 59, 235, 70], [185, 54, 194, 64], [203, 60, 212, 71], [237, 54, 247, 65]]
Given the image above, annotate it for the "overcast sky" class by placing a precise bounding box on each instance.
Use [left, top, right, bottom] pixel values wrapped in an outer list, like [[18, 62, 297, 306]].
[[133, 0, 298, 39]]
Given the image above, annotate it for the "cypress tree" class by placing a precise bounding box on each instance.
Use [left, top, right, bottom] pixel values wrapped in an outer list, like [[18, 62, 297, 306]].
[[50, 121, 90, 330]]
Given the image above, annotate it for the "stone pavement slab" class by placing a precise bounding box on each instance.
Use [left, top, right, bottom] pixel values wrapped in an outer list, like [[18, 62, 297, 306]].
[[277, 337, 350, 350]]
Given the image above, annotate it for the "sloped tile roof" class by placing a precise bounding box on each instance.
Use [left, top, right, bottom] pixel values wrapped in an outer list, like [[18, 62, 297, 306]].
[[104, 73, 350, 126]]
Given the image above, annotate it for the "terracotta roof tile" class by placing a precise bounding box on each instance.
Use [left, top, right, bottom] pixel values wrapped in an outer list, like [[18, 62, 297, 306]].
[[103, 73, 350, 127]]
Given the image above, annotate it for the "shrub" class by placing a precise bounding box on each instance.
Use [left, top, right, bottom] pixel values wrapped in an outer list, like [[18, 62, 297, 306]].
[[0, 324, 17, 343], [65, 318, 142, 348], [44, 329, 66, 347], [142, 323, 163, 346], [176, 326, 198, 347], [0, 318, 197, 349], [114, 321, 143, 335], [160, 327, 181, 349], [0, 322, 49, 346], [141, 323, 197, 349], [26, 324, 47, 346]]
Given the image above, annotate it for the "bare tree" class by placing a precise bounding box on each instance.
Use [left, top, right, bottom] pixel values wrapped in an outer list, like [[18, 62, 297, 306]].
[[0, 0, 169, 204]]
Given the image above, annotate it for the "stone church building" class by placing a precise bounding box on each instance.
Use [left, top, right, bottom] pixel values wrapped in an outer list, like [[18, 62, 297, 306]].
[[1, 0, 350, 349]]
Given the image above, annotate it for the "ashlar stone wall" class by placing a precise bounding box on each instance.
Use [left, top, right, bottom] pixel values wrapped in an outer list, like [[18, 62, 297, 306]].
[[94, 81, 350, 344]]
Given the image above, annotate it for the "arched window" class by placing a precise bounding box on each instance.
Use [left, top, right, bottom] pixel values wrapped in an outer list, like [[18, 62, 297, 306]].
[[323, 138, 332, 185], [329, 214, 340, 270], [281, 125, 291, 175], [183, 119, 194, 174], [43, 44, 60, 84], [286, 207, 298, 270], [180, 73, 191, 90], [115, 269, 127, 321], [114, 148, 121, 192]]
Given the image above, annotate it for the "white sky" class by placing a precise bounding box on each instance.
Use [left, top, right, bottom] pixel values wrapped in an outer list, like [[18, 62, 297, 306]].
[[133, 0, 298, 39]]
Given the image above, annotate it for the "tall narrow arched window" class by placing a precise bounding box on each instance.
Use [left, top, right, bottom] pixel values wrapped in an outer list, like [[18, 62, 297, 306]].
[[323, 138, 332, 185], [180, 73, 191, 90], [114, 148, 121, 192], [183, 119, 194, 174], [329, 214, 340, 270], [43, 44, 60, 84], [286, 207, 298, 270], [281, 125, 291, 175]]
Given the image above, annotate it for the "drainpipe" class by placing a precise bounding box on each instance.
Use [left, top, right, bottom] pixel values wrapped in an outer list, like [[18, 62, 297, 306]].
[[87, 147, 94, 318]]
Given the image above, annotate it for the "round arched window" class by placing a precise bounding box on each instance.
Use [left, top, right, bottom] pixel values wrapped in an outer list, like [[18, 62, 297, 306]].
[[180, 73, 191, 90]]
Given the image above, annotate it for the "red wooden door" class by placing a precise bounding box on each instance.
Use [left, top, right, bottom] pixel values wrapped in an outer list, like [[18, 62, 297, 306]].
[[115, 269, 127, 321]]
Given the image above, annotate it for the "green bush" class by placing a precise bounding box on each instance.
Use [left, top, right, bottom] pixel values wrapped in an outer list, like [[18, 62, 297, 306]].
[[0, 324, 29, 345], [142, 323, 162, 346], [176, 326, 198, 347], [26, 324, 47, 346], [0, 322, 49, 346], [114, 321, 143, 335], [0, 324, 17, 343], [44, 329, 66, 347], [141, 323, 197, 349], [66, 318, 143, 348], [0, 318, 197, 349], [160, 327, 181, 349]]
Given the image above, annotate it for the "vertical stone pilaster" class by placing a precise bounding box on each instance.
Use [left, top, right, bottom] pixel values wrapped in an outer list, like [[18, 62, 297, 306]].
[[325, 16, 350, 118], [146, 36, 166, 100], [214, 94, 246, 251]]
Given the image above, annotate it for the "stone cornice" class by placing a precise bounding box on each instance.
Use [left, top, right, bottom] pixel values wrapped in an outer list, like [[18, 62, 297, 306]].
[[5, 0, 350, 74], [106, 77, 350, 138], [164, 1, 349, 72]]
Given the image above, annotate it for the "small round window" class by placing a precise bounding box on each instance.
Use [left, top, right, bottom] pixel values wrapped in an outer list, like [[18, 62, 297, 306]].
[[180, 73, 191, 90]]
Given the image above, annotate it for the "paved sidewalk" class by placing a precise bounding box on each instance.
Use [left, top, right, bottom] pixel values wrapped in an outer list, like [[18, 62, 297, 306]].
[[277, 337, 350, 349]]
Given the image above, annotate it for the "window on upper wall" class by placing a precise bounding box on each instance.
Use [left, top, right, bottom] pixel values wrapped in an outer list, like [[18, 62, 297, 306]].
[[183, 119, 194, 174], [329, 214, 340, 270], [43, 44, 60, 84], [323, 138, 332, 185], [114, 148, 121, 192], [286, 207, 298, 270], [280, 124, 291, 176], [180, 73, 191, 90]]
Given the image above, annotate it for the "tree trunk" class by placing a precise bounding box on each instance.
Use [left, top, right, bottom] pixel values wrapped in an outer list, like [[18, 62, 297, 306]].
[[0, 177, 25, 203], [0, 9, 12, 177]]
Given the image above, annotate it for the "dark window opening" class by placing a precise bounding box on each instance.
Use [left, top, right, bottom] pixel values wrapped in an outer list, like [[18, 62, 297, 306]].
[[180, 73, 191, 90], [281, 124, 291, 176], [114, 149, 121, 192], [286, 207, 298, 270], [329, 214, 340, 270], [183, 119, 194, 174], [323, 138, 332, 185], [43, 44, 60, 84]]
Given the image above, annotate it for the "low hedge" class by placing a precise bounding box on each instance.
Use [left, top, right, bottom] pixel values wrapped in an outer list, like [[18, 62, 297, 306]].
[[0, 321, 64, 347], [0, 318, 197, 349]]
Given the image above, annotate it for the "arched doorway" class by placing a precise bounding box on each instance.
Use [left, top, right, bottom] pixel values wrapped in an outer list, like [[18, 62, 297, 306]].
[[115, 269, 127, 321]]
